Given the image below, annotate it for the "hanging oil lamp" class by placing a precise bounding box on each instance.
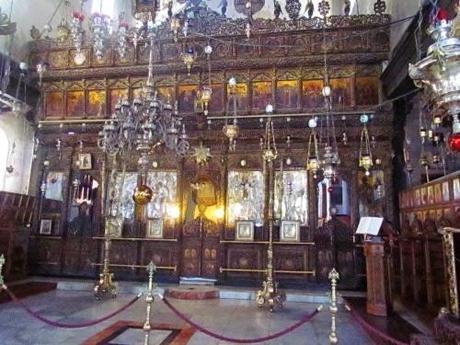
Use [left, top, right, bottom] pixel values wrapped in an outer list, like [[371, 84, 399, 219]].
[[170, 16, 181, 41], [181, 48, 196, 76], [200, 45, 213, 115], [358, 114, 373, 176], [306, 118, 320, 178]]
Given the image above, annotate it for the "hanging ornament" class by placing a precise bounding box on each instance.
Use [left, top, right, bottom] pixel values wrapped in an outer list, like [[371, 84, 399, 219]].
[[181, 48, 196, 75], [56, 18, 70, 42], [318, 0, 330, 18], [358, 114, 373, 176], [192, 142, 212, 165], [343, 0, 351, 16], [306, 1, 314, 19], [116, 22, 129, 61], [373, 0, 386, 15], [70, 11, 85, 65], [170, 17, 181, 41], [199, 45, 214, 116], [285, 0, 301, 20], [306, 118, 320, 179]]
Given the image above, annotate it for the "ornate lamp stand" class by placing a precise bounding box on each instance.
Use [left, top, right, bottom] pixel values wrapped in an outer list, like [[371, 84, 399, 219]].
[[94, 156, 118, 299], [328, 268, 340, 344], [143, 261, 156, 345], [256, 118, 285, 311]]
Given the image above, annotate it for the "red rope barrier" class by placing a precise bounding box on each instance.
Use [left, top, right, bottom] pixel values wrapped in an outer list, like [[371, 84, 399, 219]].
[[3, 284, 141, 329], [162, 296, 322, 344], [346, 304, 409, 345]]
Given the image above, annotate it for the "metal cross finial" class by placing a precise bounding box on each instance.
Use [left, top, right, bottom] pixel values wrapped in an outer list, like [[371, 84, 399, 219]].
[[328, 268, 340, 281], [0, 254, 5, 286], [147, 261, 157, 276]]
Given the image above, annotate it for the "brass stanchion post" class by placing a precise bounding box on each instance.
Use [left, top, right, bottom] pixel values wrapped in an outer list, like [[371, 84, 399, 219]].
[[143, 261, 156, 345], [328, 268, 339, 344], [0, 254, 5, 287]]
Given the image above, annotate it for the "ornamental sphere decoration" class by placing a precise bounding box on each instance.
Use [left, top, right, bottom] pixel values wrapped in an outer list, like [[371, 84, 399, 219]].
[[133, 185, 153, 205]]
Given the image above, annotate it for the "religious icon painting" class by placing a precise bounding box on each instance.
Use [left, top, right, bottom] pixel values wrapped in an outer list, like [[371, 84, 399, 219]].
[[302, 80, 324, 109], [67, 90, 85, 117], [157, 86, 176, 104], [178, 85, 198, 113], [39, 219, 52, 235], [45, 91, 64, 117], [280, 220, 300, 242], [454, 178, 460, 200], [355, 76, 379, 106], [415, 189, 421, 206], [78, 153, 92, 170], [427, 186, 434, 205], [110, 89, 129, 114], [330, 78, 352, 107], [236, 221, 254, 241], [45, 172, 65, 201], [208, 84, 224, 113], [420, 187, 427, 205], [87, 90, 106, 116], [105, 217, 122, 238], [147, 218, 163, 238], [434, 184, 442, 203], [227, 83, 248, 112], [436, 208, 443, 221], [442, 182, 450, 202], [275, 80, 299, 110], [252, 81, 272, 111]]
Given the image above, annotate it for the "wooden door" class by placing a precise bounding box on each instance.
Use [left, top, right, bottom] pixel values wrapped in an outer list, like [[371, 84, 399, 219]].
[[181, 218, 221, 278]]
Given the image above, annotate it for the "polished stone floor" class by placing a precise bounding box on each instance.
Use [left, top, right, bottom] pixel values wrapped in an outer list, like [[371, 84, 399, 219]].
[[0, 289, 374, 345]]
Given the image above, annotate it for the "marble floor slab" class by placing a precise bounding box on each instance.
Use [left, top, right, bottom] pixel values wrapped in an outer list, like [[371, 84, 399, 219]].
[[109, 328, 172, 345], [0, 289, 375, 345]]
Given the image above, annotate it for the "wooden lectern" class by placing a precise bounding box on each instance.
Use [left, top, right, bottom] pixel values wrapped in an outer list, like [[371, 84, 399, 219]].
[[364, 237, 392, 316]]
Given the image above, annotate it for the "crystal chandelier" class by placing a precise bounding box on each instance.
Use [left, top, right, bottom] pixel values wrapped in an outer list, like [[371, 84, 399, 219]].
[[358, 114, 373, 176], [409, 7, 460, 152], [98, 31, 189, 157], [90, 12, 112, 61], [70, 10, 85, 65]]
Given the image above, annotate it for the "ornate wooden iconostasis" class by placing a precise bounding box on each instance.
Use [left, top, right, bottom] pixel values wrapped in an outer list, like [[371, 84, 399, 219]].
[[28, 5, 394, 289]]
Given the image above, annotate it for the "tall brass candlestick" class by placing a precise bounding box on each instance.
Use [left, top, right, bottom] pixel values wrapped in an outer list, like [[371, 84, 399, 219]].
[[94, 155, 118, 299], [256, 141, 285, 311], [144, 261, 156, 345], [328, 268, 340, 344]]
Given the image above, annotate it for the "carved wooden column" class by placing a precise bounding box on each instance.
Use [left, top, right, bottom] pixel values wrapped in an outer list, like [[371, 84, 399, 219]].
[[364, 237, 392, 316]]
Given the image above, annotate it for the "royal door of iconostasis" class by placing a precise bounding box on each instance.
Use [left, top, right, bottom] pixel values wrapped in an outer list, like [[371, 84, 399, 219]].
[[180, 158, 225, 279]]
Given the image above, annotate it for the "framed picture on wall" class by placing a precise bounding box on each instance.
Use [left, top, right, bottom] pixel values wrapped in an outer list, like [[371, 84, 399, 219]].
[[78, 153, 92, 170], [147, 218, 163, 238], [280, 221, 300, 242], [105, 217, 122, 238], [236, 221, 254, 241], [39, 219, 52, 235]]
